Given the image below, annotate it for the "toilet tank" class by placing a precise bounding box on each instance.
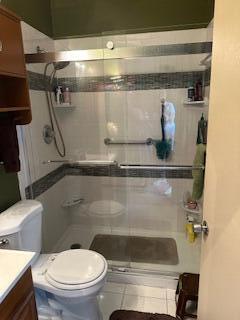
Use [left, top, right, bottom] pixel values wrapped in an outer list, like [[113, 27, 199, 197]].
[[0, 200, 43, 254]]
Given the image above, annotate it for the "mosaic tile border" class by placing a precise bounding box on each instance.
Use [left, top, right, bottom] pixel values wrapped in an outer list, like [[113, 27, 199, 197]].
[[28, 69, 210, 92], [27, 71, 47, 91], [58, 70, 210, 92], [26, 164, 193, 199], [25, 165, 66, 199]]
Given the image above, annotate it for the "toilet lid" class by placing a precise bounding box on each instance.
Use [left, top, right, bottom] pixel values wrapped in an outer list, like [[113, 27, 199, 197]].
[[46, 249, 106, 286]]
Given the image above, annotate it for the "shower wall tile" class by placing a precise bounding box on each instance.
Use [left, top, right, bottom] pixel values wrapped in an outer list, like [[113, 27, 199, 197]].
[[21, 21, 55, 75], [25, 164, 66, 199], [27, 68, 210, 93], [55, 54, 208, 79], [20, 22, 61, 189], [25, 163, 193, 199], [125, 28, 208, 47], [24, 90, 62, 181], [37, 176, 70, 252], [55, 28, 208, 51], [27, 71, 46, 91], [65, 176, 193, 235]]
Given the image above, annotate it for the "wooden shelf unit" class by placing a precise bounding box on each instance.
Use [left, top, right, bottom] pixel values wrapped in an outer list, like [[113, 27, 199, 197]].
[[0, 5, 31, 124]]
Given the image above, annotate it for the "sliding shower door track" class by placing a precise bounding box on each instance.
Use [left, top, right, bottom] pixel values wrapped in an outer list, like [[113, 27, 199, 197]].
[[109, 265, 179, 278], [107, 265, 179, 288]]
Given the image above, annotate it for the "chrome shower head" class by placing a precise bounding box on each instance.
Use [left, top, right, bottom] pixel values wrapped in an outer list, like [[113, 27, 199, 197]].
[[53, 61, 70, 70]]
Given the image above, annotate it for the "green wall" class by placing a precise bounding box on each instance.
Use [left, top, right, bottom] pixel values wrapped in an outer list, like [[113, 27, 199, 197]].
[[1, 0, 215, 39], [2, 0, 53, 37], [51, 0, 215, 39], [0, 168, 20, 213]]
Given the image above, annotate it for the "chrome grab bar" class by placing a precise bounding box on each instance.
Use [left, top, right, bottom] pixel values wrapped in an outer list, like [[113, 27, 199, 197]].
[[42, 160, 117, 166], [119, 164, 205, 170], [104, 138, 153, 145], [43, 160, 204, 170]]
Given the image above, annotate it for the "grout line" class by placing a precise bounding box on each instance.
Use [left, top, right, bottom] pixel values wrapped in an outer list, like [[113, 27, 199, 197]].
[[120, 284, 127, 309], [166, 298, 169, 315], [123, 293, 168, 300]]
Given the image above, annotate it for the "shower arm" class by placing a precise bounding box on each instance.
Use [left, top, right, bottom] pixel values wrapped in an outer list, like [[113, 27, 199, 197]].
[[42, 160, 204, 170]]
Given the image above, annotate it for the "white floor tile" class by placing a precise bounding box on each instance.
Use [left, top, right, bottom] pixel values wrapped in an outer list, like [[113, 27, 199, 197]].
[[121, 294, 145, 312], [167, 288, 176, 301], [103, 282, 126, 294], [125, 284, 167, 299], [98, 292, 123, 320], [167, 300, 176, 317], [143, 297, 167, 314]]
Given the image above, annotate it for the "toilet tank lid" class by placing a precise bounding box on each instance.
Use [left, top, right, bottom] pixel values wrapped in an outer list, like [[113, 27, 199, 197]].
[[0, 200, 43, 236]]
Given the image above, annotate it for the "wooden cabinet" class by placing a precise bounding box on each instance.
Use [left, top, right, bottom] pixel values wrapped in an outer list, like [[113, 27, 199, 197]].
[[0, 5, 31, 124], [0, 268, 38, 320], [0, 8, 25, 77]]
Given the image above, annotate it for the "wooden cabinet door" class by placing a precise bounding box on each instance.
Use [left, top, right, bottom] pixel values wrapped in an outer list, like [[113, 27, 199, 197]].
[[0, 268, 38, 320], [0, 7, 26, 77], [12, 291, 38, 320]]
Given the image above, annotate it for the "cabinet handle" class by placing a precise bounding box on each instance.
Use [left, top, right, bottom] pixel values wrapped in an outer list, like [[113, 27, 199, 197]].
[[0, 40, 2, 52]]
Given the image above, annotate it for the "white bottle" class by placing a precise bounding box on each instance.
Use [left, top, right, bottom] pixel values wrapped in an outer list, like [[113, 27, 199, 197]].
[[56, 86, 62, 105], [63, 87, 71, 105]]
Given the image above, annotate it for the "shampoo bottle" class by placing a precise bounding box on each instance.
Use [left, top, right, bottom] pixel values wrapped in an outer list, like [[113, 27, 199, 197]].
[[63, 87, 71, 105]]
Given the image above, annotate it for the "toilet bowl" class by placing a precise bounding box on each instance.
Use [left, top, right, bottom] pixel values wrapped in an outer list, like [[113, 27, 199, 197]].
[[0, 200, 108, 320], [33, 250, 108, 320]]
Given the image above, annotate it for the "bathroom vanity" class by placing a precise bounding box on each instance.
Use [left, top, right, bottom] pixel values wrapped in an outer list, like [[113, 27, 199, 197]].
[[0, 250, 38, 320]]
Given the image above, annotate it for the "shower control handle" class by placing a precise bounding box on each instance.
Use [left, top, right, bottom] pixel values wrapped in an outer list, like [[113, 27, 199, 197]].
[[193, 221, 209, 235], [0, 238, 9, 246]]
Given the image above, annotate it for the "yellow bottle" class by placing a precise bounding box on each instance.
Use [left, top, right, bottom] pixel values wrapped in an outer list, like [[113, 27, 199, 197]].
[[186, 222, 196, 243]]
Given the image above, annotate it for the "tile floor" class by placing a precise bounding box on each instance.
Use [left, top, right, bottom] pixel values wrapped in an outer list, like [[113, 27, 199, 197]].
[[98, 282, 177, 320]]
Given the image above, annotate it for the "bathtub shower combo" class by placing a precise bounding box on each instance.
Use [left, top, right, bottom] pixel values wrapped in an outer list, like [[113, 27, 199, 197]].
[[22, 27, 212, 284]]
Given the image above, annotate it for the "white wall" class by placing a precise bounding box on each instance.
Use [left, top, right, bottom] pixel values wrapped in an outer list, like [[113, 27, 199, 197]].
[[19, 22, 70, 251]]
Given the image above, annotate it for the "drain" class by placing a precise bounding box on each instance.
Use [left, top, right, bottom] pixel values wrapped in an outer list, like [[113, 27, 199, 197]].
[[70, 243, 82, 250]]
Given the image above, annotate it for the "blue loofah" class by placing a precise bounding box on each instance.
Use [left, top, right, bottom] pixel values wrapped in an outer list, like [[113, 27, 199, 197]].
[[154, 103, 172, 160], [155, 139, 172, 160]]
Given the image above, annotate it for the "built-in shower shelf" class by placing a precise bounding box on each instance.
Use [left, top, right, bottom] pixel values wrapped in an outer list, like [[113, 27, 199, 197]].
[[183, 100, 206, 107], [182, 191, 202, 214], [54, 104, 76, 110], [62, 198, 84, 208], [182, 203, 202, 215]]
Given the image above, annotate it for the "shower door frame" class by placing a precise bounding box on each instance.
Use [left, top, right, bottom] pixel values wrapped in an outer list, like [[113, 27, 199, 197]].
[[25, 40, 211, 277]]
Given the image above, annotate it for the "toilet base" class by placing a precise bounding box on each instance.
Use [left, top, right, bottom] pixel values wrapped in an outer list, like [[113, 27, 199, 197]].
[[55, 294, 103, 320]]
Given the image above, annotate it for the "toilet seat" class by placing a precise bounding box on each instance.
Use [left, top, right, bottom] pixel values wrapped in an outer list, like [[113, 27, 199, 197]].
[[45, 249, 107, 290]]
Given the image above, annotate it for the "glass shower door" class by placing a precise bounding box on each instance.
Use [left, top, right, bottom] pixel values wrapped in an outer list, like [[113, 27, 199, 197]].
[[101, 33, 131, 270], [102, 29, 211, 275]]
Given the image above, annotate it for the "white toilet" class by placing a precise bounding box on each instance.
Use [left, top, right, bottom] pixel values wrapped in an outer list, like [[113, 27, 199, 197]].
[[0, 200, 108, 320]]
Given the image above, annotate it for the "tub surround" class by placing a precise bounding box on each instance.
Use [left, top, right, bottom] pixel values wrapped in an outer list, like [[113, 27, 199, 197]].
[[0, 249, 37, 303]]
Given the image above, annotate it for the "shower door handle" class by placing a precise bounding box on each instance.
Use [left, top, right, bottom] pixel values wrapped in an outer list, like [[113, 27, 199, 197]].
[[193, 221, 209, 235], [0, 40, 3, 52]]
